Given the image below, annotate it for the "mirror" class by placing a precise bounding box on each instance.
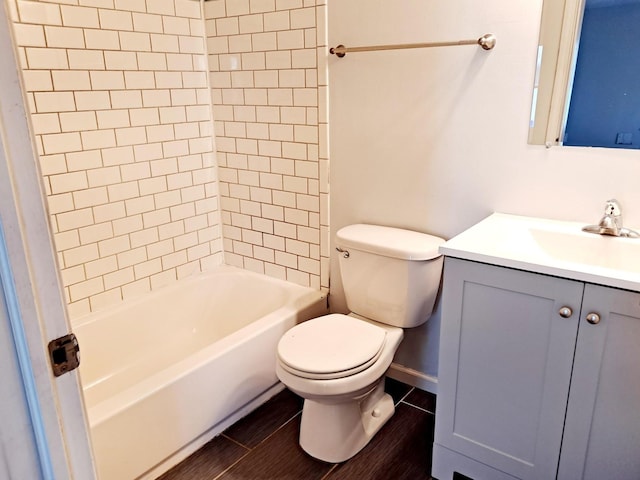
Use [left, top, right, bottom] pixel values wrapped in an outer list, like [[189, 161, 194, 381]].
[[529, 0, 640, 149]]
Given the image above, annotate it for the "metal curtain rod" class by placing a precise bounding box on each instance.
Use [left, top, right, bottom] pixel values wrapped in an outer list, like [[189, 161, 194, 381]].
[[329, 33, 496, 57]]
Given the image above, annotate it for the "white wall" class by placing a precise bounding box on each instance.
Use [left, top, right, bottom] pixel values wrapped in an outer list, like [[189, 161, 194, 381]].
[[328, 0, 640, 382]]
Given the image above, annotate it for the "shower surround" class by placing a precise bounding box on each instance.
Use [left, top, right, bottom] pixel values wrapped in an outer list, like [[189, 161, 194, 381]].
[[9, 0, 329, 318]]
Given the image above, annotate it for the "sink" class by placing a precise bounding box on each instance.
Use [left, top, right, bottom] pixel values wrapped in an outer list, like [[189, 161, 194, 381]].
[[440, 213, 640, 291]]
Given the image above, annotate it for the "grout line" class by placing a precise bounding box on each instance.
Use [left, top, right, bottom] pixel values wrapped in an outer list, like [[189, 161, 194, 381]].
[[400, 399, 435, 415], [319, 463, 339, 480], [220, 433, 251, 451], [395, 386, 414, 406]]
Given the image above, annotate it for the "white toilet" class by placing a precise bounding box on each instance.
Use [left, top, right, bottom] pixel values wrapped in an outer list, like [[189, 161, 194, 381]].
[[276, 224, 445, 463]]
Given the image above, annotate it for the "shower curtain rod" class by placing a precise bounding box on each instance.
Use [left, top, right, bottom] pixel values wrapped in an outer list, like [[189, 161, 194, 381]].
[[329, 33, 496, 57]]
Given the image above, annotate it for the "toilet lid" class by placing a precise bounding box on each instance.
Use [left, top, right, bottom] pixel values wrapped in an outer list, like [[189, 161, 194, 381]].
[[277, 314, 387, 380]]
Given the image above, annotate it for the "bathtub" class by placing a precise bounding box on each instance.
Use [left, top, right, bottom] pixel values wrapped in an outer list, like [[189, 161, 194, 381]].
[[72, 265, 327, 480]]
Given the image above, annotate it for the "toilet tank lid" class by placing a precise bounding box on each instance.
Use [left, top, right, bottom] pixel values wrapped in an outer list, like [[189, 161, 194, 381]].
[[336, 224, 445, 261]]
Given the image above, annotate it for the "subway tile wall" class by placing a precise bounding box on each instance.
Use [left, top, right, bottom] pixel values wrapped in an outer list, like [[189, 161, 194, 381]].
[[204, 0, 329, 291], [10, 0, 224, 319]]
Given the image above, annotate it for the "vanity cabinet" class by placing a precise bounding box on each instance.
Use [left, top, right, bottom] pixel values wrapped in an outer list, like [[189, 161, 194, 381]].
[[432, 257, 640, 480]]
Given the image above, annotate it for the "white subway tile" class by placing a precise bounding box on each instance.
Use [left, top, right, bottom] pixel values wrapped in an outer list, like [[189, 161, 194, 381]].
[[67, 49, 105, 70], [69, 277, 104, 302], [52, 70, 91, 91], [239, 13, 264, 34], [81, 129, 117, 150], [146, 0, 174, 16], [107, 181, 139, 201], [134, 142, 164, 161], [98, 234, 130, 257], [60, 112, 98, 132], [124, 71, 155, 89], [87, 165, 121, 187], [132, 12, 163, 33], [166, 53, 193, 71], [62, 244, 98, 270], [277, 29, 304, 49], [84, 29, 120, 50], [99, 9, 133, 31], [93, 202, 127, 223], [251, 32, 277, 51], [104, 51, 138, 70], [130, 228, 160, 248], [291, 48, 315, 68], [204, 0, 226, 18], [143, 209, 171, 228], [125, 195, 155, 215], [18, 1, 63, 26], [264, 10, 289, 31], [96, 109, 130, 129], [61, 5, 99, 28], [142, 127, 172, 147], [250, 0, 275, 13], [111, 90, 143, 109], [57, 207, 94, 231], [137, 52, 167, 70], [228, 34, 252, 53], [104, 265, 135, 288], [26, 47, 68, 69], [112, 215, 143, 235], [31, 114, 61, 135], [79, 221, 113, 244], [156, 71, 183, 88], [162, 16, 190, 35], [142, 89, 171, 107], [120, 160, 151, 181], [44, 26, 85, 48], [179, 35, 203, 54], [88, 71, 123, 91], [216, 17, 239, 36], [174, 0, 201, 19], [119, 31, 151, 51], [75, 91, 111, 110], [290, 7, 315, 29], [21, 71, 53, 92], [130, 107, 159, 126], [42, 132, 82, 155], [275, 0, 302, 10], [150, 33, 179, 53], [66, 149, 102, 171], [115, 126, 148, 146], [114, 0, 146, 13]]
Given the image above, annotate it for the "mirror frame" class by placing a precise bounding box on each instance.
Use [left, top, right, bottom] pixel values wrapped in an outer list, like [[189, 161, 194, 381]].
[[529, 0, 585, 146]]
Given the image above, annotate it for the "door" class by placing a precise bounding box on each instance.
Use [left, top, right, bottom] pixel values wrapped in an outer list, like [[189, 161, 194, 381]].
[[558, 284, 640, 479], [0, 1, 95, 478], [434, 258, 584, 479]]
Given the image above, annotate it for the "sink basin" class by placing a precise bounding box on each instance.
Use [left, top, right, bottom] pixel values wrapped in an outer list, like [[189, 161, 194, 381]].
[[440, 213, 640, 291]]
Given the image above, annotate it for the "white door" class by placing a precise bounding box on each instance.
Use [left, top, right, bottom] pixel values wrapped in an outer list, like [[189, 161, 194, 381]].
[[0, 1, 96, 478]]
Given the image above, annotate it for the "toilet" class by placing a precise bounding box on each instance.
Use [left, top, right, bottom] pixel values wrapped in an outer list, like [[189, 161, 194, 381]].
[[276, 224, 445, 463]]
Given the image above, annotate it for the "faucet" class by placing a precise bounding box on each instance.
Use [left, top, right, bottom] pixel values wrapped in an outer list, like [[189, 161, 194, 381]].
[[582, 199, 640, 238]]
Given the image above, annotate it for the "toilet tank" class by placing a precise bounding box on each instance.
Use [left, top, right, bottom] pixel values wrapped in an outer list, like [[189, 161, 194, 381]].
[[336, 224, 445, 328]]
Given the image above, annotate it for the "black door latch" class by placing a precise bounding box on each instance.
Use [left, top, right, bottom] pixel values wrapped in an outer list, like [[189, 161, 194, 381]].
[[48, 333, 80, 377]]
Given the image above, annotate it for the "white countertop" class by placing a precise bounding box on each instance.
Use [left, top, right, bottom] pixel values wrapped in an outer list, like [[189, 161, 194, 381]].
[[439, 213, 640, 292]]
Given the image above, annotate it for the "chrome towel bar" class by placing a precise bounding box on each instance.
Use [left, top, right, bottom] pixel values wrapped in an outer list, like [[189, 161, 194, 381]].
[[329, 33, 496, 57]]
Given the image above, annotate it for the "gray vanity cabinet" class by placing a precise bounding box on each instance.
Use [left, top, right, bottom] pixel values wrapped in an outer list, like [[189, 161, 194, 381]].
[[432, 257, 640, 480], [557, 283, 640, 479]]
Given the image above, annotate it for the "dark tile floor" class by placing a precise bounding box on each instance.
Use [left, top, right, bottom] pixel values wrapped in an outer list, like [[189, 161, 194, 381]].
[[158, 378, 436, 480]]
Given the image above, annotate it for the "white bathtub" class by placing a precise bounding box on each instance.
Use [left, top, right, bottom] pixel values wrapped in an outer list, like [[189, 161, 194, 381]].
[[72, 266, 327, 480]]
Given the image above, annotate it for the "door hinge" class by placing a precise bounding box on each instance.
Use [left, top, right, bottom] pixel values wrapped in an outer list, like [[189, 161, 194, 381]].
[[48, 333, 80, 377]]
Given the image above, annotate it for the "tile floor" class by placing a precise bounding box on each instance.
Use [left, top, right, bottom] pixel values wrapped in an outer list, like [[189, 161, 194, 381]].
[[157, 378, 436, 480]]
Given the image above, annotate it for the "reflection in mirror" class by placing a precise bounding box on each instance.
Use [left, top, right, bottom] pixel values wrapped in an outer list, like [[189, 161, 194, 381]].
[[529, 0, 640, 149]]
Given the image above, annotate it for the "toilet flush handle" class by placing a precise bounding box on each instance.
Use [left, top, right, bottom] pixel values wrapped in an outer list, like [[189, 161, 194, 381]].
[[336, 247, 350, 258]]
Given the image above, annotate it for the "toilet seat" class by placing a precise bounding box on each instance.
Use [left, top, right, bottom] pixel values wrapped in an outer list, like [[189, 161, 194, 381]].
[[277, 314, 387, 380]]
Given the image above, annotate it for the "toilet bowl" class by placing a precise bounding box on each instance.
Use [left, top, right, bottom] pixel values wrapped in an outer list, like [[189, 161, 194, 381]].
[[276, 224, 445, 463], [277, 313, 403, 462]]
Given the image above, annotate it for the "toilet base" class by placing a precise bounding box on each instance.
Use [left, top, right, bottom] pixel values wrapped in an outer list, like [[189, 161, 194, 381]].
[[298, 379, 395, 463]]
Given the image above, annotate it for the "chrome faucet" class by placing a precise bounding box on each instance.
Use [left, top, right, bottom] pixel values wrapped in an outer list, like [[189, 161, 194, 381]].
[[582, 199, 640, 238]]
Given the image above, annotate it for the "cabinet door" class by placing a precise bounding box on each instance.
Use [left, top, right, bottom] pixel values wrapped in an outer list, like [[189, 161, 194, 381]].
[[558, 285, 640, 480], [434, 259, 584, 480]]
